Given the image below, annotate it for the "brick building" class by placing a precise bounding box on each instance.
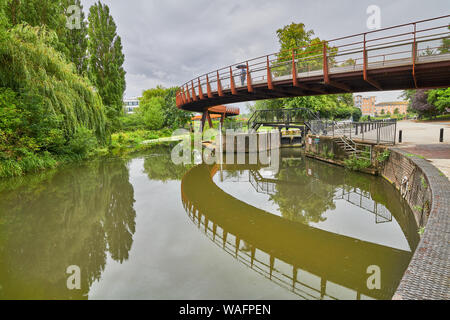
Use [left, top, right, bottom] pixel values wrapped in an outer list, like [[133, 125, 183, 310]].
[[354, 95, 376, 116], [375, 101, 408, 115]]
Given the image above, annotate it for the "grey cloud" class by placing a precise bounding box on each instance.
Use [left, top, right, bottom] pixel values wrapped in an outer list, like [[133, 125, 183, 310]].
[[80, 0, 448, 103]]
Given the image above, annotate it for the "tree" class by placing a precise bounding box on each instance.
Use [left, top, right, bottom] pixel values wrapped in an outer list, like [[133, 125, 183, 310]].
[[427, 88, 450, 114], [5, 0, 68, 55], [0, 24, 107, 161], [394, 108, 399, 114], [380, 109, 385, 115], [140, 86, 190, 129], [274, 22, 330, 76], [88, 1, 126, 131], [62, 0, 88, 75], [410, 89, 439, 118], [256, 22, 352, 119], [276, 22, 316, 56], [139, 96, 165, 130]]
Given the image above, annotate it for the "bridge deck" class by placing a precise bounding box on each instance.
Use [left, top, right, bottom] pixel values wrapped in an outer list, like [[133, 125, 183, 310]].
[[176, 15, 450, 112]]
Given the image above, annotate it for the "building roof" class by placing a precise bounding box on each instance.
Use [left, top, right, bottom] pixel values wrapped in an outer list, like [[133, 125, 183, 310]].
[[191, 114, 224, 121]]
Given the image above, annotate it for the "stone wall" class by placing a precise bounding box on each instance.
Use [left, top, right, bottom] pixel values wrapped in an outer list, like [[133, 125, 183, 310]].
[[380, 149, 432, 227], [388, 148, 450, 300], [304, 135, 347, 160], [304, 135, 450, 299]]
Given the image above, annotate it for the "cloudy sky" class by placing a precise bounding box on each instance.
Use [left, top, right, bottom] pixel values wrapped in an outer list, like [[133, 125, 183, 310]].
[[80, 0, 449, 110]]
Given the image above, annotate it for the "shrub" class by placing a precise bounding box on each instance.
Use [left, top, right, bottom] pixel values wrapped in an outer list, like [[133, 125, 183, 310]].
[[343, 155, 372, 171]]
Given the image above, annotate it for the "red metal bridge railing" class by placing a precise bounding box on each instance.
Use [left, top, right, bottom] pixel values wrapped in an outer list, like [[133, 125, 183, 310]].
[[175, 15, 450, 108]]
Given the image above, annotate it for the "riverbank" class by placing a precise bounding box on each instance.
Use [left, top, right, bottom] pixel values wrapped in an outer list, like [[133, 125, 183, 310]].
[[304, 132, 450, 299], [0, 129, 180, 179]]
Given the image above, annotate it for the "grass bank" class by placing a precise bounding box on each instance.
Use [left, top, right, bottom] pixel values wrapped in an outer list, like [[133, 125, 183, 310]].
[[0, 128, 178, 179]]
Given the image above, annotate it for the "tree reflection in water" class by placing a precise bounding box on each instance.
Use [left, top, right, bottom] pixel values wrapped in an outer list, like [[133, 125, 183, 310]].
[[0, 159, 136, 299]]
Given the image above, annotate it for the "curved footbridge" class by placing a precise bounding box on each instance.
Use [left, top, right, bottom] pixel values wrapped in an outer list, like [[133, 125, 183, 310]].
[[175, 15, 450, 113]]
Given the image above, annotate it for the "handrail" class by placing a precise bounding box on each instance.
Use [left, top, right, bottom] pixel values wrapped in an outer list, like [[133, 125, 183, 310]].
[[176, 15, 450, 106]]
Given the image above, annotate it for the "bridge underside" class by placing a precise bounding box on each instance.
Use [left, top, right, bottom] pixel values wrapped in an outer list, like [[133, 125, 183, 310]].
[[179, 60, 450, 112]]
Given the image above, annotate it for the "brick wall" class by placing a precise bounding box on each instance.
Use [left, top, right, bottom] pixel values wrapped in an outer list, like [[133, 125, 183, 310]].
[[380, 149, 433, 227]]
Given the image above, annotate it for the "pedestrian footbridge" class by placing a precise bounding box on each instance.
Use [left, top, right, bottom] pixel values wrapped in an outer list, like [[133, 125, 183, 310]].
[[176, 15, 450, 112]]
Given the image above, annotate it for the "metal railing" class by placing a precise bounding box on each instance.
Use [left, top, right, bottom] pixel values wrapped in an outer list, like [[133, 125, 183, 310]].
[[176, 15, 450, 107], [309, 119, 397, 145], [248, 108, 320, 130]]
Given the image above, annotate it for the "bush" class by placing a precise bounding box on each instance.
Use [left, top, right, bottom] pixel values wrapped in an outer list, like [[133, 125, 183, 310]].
[[66, 127, 98, 157], [343, 155, 371, 171], [139, 97, 165, 130]]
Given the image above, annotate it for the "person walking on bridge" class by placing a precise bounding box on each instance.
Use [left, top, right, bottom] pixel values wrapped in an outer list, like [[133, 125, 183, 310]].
[[237, 65, 246, 86]]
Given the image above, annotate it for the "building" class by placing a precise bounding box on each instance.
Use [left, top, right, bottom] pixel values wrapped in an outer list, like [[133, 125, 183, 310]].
[[354, 95, 376, 116], [123, 98, 140, 114], [374, 101, 408, 115]]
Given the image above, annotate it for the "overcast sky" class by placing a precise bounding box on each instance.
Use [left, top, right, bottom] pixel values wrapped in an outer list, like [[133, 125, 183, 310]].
[[80, 0, 449, 110]]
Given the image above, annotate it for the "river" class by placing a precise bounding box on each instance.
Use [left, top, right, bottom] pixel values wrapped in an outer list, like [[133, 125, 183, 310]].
[[0, 145, 419, 300]]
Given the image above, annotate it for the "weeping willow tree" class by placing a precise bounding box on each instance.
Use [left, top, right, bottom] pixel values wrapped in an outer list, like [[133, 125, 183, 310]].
[[0, 24, 107, 157]]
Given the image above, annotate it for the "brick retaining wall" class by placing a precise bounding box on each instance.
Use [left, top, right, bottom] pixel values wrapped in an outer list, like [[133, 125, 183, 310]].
[[388, 148, 450, 300]]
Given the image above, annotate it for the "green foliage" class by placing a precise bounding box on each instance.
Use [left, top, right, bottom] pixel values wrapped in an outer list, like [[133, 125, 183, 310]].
[[0, 24, 107, 177], [254, 21, 356, 121], [5, 0, 69, 55], [427, 88, 450, 114], [320, 145, 335, 160], [143, 144, 194, 182], [420, 176, 428, 189], [140, 86, 191, 129], [109, 129, 174, 155], [88, 1, 126, 131], [343, 155, 371, 171], [140, 96, 165, 130], [377, 149, 391, 163], [418, 227, 425, 236], [405, 153, 426, 159], [253, 93, 357, 120], [441, 26, 450, 53], [62, 0, 88, 75]]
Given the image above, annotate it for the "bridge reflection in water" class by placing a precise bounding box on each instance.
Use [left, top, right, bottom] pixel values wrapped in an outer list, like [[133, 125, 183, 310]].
[[180, 150, 419, 300]]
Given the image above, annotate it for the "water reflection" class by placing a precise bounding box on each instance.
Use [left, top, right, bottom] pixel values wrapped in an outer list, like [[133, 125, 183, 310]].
[[180, 149, 419, 300], [0, 160, 136, 299]]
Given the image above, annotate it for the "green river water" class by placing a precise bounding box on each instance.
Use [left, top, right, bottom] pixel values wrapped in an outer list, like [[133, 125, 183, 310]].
[[0, 145, 419, 300]]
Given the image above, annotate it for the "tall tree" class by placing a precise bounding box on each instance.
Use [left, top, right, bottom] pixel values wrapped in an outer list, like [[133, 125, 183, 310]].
[[256, 22, 355, 119], [62, 0, 88, 75], [5, 0, 68, 55], [87, 1, 126, 130]]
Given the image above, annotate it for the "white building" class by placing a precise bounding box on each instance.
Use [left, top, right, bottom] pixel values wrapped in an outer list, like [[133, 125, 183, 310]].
[[123, 98, 140, 114]]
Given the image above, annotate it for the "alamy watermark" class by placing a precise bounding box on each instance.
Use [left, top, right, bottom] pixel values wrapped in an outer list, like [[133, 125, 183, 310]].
[[66, 265, 81, 290], [66, 5, 82, 30], [366, 5, 381, 30], [366, 265, 381, 290]]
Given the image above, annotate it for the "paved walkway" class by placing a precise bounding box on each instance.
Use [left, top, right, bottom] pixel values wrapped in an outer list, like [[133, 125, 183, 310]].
[[396, 121, 450, 179]]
